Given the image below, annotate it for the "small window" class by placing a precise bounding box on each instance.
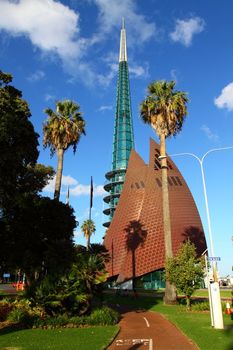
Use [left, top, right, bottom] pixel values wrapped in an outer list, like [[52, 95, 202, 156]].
[[176, 177, 182, 186], [171, 176, 178, 186], [156, 178, 162, 187], [167, 160, 173, 170], [167, 177, 173, 186], [135, 182, 140, 189], [131, 184, 134, 189], [154, 158, 161, 170], [140, 181, 145, 188]]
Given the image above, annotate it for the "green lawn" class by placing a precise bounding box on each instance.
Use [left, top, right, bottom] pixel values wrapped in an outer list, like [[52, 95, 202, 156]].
[[152, 301, 233, 350], [105, 294, 233, 350], [136, 288, 232, 299], [192, 289, 232, 299], [0, 326, 119, 350]]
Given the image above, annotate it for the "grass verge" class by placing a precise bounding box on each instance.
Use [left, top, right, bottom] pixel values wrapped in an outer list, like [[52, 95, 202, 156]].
[[192, 289, 232, 299], [0, 326, 119, 350]]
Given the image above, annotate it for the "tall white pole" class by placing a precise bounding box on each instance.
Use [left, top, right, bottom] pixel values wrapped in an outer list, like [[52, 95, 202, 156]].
[[199, 155, 223, 329], [170, 146, 233, 329], [199, 160, 215, 257]]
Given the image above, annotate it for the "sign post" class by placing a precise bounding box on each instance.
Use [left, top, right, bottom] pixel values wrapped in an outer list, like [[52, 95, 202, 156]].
[[207, 257, 223, 329]]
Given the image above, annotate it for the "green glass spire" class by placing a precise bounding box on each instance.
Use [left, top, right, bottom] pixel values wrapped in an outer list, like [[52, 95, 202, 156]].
[[103, 20, 134, 228]]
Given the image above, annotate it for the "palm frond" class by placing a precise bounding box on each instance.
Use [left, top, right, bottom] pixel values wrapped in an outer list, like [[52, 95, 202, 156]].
[[140, 80, 188, 138]]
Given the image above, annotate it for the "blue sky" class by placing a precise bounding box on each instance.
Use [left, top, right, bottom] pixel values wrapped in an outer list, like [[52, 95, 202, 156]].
[[0, 0, 233, 277]]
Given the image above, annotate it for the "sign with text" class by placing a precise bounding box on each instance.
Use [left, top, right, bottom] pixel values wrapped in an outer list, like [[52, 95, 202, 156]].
[[208, 257, 221, 261]]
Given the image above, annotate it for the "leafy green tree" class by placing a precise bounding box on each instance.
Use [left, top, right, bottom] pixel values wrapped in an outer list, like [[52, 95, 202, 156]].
[[165, 240, 205, 310], [140, 80, 188, 304], [0, 70, 54, 272], [81, 219, 96, 250], [43, 100, 86, 200], [0, 70, 39, 211], [88, 243, 110, 263], [7, 195, 76, 284]]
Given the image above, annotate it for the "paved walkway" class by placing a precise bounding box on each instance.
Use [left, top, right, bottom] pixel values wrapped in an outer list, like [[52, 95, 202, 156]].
[[107, 306, 199, 350], [0, 284, 16, 294]]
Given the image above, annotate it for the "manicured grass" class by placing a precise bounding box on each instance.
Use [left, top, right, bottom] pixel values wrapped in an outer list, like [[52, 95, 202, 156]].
[[137, 288, 232, 299], [0, 326, 119, 350], [192, 289, 232, 299], [152, 302, 233, 350], [105, 294, 233, 350]]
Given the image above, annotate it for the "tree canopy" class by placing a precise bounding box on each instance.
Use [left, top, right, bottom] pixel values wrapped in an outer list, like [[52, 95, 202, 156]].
[[140, 80, 188, 138], [81, 219, 96, 249], [43, 100, 86, 200], [0, 71, 76, 279], [0, 70, 40, 210], [165, 240, 205, 309]]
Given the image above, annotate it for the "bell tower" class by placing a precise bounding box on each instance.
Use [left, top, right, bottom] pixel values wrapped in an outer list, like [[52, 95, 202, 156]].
[[103, 20, 134, 227]]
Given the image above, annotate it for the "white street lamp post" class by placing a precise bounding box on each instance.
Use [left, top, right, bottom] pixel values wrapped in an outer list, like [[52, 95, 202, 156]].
[[169, 146, 233, 329]]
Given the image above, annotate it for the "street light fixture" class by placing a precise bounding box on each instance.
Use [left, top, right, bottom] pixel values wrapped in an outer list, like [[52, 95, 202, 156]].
[[169, 146, 233, 329]]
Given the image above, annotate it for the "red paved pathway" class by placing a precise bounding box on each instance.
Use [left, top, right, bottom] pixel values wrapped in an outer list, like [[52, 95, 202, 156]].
[[108, 307, 199, 350]]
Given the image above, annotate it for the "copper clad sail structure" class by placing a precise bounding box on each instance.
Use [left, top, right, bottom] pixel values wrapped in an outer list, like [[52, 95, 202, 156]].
[[104, 139, 207, 283]]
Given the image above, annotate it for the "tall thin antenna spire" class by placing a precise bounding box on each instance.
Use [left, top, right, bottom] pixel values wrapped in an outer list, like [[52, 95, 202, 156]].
[[103, 19, 134, 228], [119, 18, 127, 62]]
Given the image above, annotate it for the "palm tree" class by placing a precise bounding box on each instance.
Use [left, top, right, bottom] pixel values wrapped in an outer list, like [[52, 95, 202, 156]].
[[43, 100, 85, 200], [81, 219, 96, 250], [140, 80, 188, 304]]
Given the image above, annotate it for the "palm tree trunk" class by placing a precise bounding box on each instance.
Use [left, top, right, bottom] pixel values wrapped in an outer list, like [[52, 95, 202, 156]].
[[160, 133, 176, 304], [87, 235, 90, 251], [54, 148, 64, 200]]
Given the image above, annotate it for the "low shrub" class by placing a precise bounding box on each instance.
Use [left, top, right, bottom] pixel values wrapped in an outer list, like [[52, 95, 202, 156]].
[[32, 306, 119, 328], [0, 300, 13, 321], [69, 315, 87, 326], [192, 301, 210, 311], [7, 308, 35, 326], [87, 306, 119, 325], [45, 315, 69, 326]]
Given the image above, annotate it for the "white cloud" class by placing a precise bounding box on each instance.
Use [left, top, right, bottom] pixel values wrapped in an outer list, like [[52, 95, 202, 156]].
[[0, 0, 85, 61], [44, 93, 56, 102], [94, 185, 106, 197], [71, 183, 105, 197], [97, 57, 148, 87], [214, 82, 233, 111], [201, 125, 219, 142], [27, 70, 45, 82], [98, 105, 113, 112], [92, 0, 156, 45], [43, 174, 105, 197], [129, 63, 149, 78], [170, 69, 179, 82], [0, 0, 154, 86], [170, 17, 205, 47], [62, 175, 78, 186], [96, 62, 118, 87], [43, 175, 78, 193]]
